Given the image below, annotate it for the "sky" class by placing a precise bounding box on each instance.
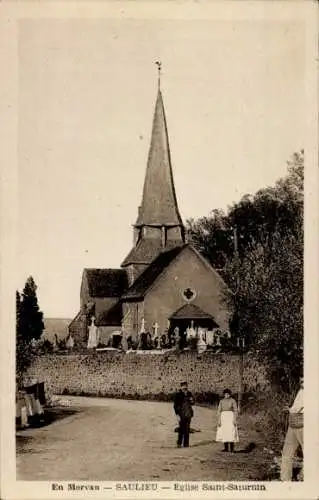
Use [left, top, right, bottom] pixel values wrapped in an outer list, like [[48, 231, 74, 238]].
[[17, 18, 305, 318]]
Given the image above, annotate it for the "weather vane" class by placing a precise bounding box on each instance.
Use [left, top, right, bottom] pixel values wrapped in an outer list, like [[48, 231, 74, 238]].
[[155, 61, 162, 88]]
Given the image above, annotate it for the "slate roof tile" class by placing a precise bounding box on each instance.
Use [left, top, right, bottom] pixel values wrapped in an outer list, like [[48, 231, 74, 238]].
[[86, 269, 128, 298]]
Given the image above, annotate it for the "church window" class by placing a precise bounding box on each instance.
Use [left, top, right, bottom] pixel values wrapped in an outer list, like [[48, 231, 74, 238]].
[[182, 287, 196, 302]]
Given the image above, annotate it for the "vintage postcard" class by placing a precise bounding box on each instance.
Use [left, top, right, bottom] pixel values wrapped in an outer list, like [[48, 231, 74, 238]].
[[0, 1, 318, 499]]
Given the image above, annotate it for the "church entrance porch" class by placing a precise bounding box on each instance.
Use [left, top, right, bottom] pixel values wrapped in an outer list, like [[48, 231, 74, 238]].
[[168, 303, 219, 349]]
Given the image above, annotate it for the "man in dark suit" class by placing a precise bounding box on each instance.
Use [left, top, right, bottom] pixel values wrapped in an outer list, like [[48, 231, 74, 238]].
[[174, 381, 194, 448]]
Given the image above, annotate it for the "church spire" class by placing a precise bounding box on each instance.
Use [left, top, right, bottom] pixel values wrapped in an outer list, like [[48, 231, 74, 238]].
[[121, 69, 185, 277], [135, 68, 183, 227]]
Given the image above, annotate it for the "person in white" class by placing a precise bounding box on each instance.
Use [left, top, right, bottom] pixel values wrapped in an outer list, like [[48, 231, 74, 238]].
[[280, 377, 303, 481], [216, 388, 239, 452]]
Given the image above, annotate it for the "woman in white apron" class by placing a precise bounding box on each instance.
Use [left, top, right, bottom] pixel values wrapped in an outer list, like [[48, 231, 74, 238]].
[[216, 388, 239, 452]]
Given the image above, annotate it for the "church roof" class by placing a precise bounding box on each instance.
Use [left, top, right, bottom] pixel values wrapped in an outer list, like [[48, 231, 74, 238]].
[[135, 88, 183, 227], [121, 238, 163, 267], [85, 269, 128, 298], [121, 245, 185, 300], [170, 303, 218, 323], [122, 237, 184, 267], [96, 301, 123, 326]]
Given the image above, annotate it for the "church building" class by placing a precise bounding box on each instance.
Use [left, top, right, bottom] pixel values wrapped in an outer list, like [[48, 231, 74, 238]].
[[69, 78, 231, 347]]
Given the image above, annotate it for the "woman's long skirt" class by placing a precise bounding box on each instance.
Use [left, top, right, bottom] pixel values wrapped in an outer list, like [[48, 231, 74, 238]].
[[216, 410, 239, 443]]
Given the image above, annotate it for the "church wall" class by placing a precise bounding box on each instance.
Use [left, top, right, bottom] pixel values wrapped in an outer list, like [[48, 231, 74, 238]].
[[68, 312, 87, 347], [69, 298, 121, 347], [144, 226, 162, 239], [125, 265, 135, 287], [122, 303, 131, 335], [97, 326, 120, 345], [25, 351, 270, 401], [125, 264, 148, 286], [137, 301, 145, 333], [122, 301, 144, 340], [94, 297, 118, 317], [166, 226, 182, 242], [144, 246, 231, 334], [80, 272, 90, 310]]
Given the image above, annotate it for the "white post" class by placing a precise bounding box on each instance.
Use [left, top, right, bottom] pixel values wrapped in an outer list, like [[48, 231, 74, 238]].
[[153, 322, 160, 349], [140, 318, 145, 333], [137, 318, 145, 348]]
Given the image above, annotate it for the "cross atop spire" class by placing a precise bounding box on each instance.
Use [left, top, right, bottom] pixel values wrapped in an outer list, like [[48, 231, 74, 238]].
[[155, 61, 162, 89]]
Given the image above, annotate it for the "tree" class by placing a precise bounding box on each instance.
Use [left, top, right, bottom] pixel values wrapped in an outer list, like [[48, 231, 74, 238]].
[[223, 230, 303, 392], [187, 150, 304, 392], [19, 276, 44, 343], [16, 290, 31, 387], [187, 150, 304, 272], [16, 290, 21, 332], [187, 209, 233, 269]]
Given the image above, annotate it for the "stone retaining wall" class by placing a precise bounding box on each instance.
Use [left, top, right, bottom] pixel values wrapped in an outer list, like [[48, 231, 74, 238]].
[[25, 351, 269, 402]]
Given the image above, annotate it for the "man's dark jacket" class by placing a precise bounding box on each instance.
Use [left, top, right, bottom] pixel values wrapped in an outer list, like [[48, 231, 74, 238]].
[[174, 390, 194, 419]]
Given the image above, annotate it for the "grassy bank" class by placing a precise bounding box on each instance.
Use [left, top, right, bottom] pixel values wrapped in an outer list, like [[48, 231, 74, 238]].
[[241, 391, 290, 453], [241, 391, 303, 480]]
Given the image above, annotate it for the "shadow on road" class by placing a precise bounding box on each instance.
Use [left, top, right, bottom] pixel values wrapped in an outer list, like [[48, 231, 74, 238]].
[[16, 407, 80, 441], [163, 440, 257, 451], [189, 440, 215, 448], [43, 407, 81, 426], [17, 407, 81, 455], [234, 442, 257, 453]]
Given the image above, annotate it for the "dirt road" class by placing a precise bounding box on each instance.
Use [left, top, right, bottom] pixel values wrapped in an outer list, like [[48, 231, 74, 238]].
[[16, 396, 269, 481]]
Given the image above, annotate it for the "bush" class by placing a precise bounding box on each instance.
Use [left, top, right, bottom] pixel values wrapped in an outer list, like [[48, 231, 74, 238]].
[[38, 339, 54, 354], [242, 391, 290, 453]]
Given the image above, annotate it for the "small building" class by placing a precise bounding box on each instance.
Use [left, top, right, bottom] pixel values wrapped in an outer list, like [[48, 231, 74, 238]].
[[69, 81, 231, 347]]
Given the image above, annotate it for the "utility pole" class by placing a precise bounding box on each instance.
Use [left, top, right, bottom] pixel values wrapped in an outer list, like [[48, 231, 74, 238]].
[[238, 336, 244, 413], [234, 227, 244, 413]]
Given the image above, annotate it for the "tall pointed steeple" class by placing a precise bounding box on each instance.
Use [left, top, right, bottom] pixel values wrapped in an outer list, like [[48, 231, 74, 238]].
[[135, 86, 183, 227], [121, 69, 185, 281]]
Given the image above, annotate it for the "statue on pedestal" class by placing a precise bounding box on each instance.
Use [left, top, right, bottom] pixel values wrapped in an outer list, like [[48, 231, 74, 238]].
[[215, 329, 222, 347], [187, 321, 197, 349], [87, 317, 98, 349], [197, 328, 207, 354], [66, 334, 75, 349], [186, 324, 196, 342]]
